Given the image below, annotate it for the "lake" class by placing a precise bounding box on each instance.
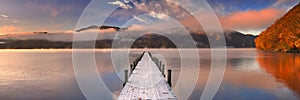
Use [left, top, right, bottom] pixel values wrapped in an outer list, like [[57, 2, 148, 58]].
[[0, 49, 299, 100]]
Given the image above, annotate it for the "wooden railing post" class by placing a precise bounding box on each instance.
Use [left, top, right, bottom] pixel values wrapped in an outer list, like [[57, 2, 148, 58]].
[[130, 66, 133, 76], [162, 64, 165, 77], [123, 70, 128, 87], [167, 69, 172, 87], [158, 61, 162, 72], [133, 61, 136, 67]]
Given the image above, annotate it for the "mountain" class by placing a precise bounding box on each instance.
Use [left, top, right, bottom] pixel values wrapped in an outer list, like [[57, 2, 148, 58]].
[[131, 31, 256, 48], [0, 30, 256, 49], [255, 3, 300, 52]]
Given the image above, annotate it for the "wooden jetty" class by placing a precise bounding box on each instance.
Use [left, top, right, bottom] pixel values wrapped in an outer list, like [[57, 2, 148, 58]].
[[118, 52, 177, 100]]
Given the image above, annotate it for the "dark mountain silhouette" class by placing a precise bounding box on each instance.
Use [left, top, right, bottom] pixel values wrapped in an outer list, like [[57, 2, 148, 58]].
[[0, 30, 256, 49], [131, 31, 256, 48], [255, 3, 300, 52]]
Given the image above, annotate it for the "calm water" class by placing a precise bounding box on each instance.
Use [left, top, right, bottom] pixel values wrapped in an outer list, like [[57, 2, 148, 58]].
[[0, 49, 299, 100]]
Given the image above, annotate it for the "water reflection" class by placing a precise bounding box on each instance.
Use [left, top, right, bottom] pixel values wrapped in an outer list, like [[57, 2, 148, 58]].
[[191, 49, 299, 100], [0, 50, 85, 99], [257, 52, 300, 96], [0, 49, 299, 99]]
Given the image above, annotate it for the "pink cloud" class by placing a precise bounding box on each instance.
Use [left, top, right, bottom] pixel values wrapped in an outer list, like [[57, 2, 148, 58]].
[[0, 25, 17, 35], [178, 7, 286, 34], [220, 8, 285, 30]]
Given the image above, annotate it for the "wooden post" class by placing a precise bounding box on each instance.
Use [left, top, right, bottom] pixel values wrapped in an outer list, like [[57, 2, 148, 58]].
[[148, 52, 152, 58], [123, 70, 128, 87], [130, 64, 134, 71], [139, 52, 144, 61], [140, 55, 142, 61], [162, 64, 165, 77], [133, 61, 136, 67], [167, 69, 172, 87], [130, 67, 133, 76], [158, 61, 162, 71], [142, 51, 145, 57]]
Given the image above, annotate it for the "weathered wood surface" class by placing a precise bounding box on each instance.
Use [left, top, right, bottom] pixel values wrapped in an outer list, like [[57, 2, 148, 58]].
[[118, 52, 177, 100]]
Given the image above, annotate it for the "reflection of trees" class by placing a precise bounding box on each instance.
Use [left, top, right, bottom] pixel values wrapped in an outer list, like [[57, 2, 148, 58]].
[[257, 52, 300, 95]]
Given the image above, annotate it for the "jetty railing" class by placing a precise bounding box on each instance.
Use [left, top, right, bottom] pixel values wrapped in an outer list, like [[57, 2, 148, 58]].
[[119, 52, 176, 100]]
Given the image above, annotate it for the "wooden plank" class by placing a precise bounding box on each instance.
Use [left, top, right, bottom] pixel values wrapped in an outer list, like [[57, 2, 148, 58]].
[[118, 52, 177, 100]]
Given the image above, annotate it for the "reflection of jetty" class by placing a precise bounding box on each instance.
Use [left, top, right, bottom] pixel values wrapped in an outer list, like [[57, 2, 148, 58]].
[[118, 52, 177, 100]]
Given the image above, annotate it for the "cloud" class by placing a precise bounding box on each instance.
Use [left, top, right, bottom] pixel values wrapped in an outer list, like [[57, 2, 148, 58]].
[[103, 0, 298, 35], [0, 14, 18, 23], [75, 25, 119, 34], [133, 2, 148, 12], [1, 14, 8, 18], [0, 32, 74, 41], [26, 1, 56, 17], [108, 1, 132, 9], [0, 30, 118, 41], [220, 8, 285, 30], [0, 25, 17, 34], [132, 15, 148, 23], [80, 28, 117, 34], [178, 7, 286, 35], [126, 24, 147, 31], [126, 23, 183, 33], [148, 11, 170, 20], [99, 28, 118, 33], [26, 1, 75, 17], [273, 0, 300, 8], [179, 15, 203, 33], [107, 0, 189, 22], [274, 0, 288, 7]]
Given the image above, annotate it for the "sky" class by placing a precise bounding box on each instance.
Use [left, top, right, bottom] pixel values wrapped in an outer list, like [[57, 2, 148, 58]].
[[0, 0, 299, 38], [0, 0, 90, 34]]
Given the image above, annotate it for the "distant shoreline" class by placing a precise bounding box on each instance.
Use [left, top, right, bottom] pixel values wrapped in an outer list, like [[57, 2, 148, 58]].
[[0, 48, 257, 49]]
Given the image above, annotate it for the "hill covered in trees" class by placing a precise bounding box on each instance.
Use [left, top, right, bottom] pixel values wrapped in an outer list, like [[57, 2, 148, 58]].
[[255, 3, 300, 52]]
